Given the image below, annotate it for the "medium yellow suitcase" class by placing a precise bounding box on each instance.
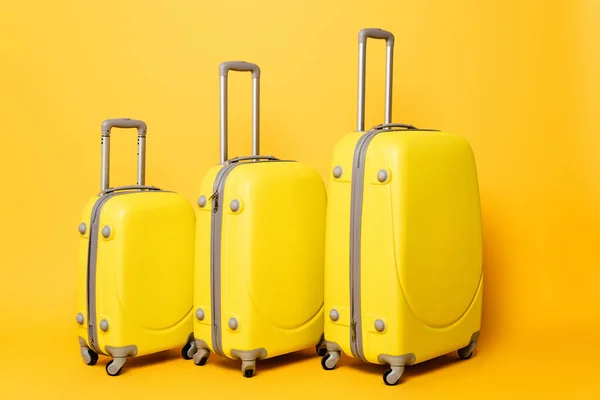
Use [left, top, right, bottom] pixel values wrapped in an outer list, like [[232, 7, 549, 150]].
[[183, 62, 327, 377], [322, 29, 483, 385], [76, 119, 195, 376]]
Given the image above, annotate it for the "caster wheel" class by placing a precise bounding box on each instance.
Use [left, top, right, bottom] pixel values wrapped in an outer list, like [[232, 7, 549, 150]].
[[193, 348, 210, 366], [106, 360, 123, 377], [458, 348, 473, 359], [458, 341, 476, 360], [194, 356, 208, 366], [321, 353, 337, 371], [383, 368, 401, 386], [84, 349, 99, 366], [316, 345, 327, 357], [244, 369, 255, 378], [181, 342, 194, 360]]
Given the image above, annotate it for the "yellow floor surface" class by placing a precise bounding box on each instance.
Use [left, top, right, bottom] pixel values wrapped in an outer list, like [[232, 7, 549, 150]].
[[2, 327, 597, 399]]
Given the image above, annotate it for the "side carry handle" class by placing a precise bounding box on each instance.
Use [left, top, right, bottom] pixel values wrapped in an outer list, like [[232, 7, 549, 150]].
[[357, 28, 395, 131], [100, 118, 147, 191], [219, 61, 261, 164]]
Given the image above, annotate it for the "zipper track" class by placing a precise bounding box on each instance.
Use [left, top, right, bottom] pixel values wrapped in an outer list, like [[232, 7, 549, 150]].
[[349, 127, 435, 362], [209, 159, 293, 358]]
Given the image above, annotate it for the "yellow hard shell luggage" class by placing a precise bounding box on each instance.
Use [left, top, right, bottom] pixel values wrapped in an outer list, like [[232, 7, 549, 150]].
[[76, 119, 195, 376], [183, 62, 327, 377], [322, 29, 483, 385]]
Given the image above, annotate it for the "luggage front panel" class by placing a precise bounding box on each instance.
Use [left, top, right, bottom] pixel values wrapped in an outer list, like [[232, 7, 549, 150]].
[[360, 130, 483, 363], [323, 132, 363, 357], [92, 191, 195, 356], [218, 161, 326, 358], [193, 165, 222, 353]]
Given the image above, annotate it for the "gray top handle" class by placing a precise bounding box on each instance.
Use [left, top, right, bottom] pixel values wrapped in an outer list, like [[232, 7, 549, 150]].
[[357, 28, 395, 132], [371, 123, 416, 130], [100, 118, 147, 191], [226, 155, 279, 164], [219, 61, 261, 164], [101, 185, 160, 195]]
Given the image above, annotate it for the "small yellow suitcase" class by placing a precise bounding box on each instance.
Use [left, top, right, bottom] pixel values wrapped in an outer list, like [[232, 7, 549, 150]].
[[322, 29, 483, 385], [76, 119, 195, 376], [183, 62, 327, 377]]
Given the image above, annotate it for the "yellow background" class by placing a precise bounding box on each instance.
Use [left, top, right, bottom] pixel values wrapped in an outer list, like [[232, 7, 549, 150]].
[[0, 0, 598, 397]]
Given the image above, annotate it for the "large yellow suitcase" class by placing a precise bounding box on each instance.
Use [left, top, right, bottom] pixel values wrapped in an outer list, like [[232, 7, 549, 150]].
[[322, 29, 483, 385], [183, 62, 327, 377], [76, 119, 195, 376]]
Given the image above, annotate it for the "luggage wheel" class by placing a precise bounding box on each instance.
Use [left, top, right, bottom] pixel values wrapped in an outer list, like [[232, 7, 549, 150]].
[[193, 348, 210, 366], [458, 340, 477, 360], [321, 351, 340, 371], [315, 334, 327, 356], [458, 331, 479, 360], [79, 337, 98, 366], [81, 347, 99, 366], [106, 357, 127, 376], [181, 335, 197, 360], [241, 360, 256, 378], [383, 366, 405, 386]]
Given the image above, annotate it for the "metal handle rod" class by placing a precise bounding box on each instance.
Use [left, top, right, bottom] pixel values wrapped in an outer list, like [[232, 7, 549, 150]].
[[219, 61, 261, 164], [100, 118, 147, 191], [357, 28, 395, 131]]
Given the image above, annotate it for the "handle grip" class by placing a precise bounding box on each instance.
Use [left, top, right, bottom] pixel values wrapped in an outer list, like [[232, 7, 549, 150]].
[[225, 155, 279, 165], [358, 28, 395, 45], [101, 118, 147, 136], [219, 61, 261, 79], [101, 185, 161, 195], [372, 123, 417, 130], [357, 28, 395, 131], [100, 118, 148, 191], [220, 61, 261, 164]]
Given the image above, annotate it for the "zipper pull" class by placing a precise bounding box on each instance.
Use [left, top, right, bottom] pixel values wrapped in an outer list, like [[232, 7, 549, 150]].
[[209, 191, 219, 212], [351, 319, 357, 342]]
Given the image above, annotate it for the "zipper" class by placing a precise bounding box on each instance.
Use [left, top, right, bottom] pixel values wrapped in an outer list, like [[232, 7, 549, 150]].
[[349, 127, 434, 361], [209, 158, 292, 357]]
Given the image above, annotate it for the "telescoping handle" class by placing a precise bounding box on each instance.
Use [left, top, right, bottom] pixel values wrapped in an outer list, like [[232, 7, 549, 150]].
[[100, 118, 147, 191], [357, 28, 395, 132], [219, 61, 261, 164]]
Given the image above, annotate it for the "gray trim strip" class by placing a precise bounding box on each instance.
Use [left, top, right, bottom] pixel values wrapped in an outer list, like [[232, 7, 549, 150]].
[[209, 158, 293, 358]]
